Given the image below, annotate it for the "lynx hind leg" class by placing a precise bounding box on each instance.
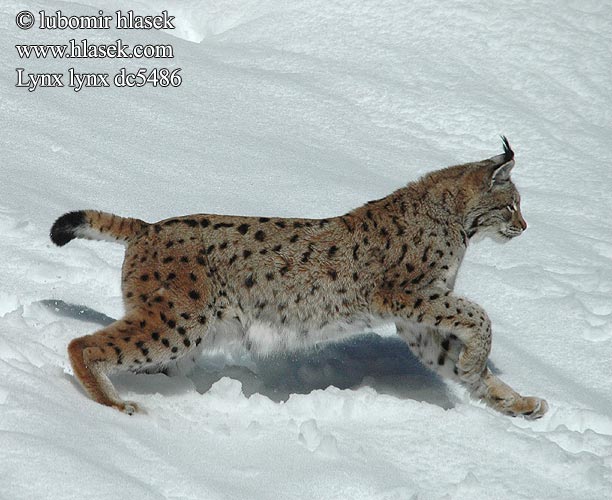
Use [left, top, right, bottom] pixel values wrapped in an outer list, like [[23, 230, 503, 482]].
[[69, 326, 140, 415], [68, 314, 207, 413], [396, 323, 548, 419]]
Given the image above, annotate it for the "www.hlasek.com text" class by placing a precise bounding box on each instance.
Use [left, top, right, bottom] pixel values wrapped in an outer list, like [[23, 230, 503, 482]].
[[16, 39, 173, 59]]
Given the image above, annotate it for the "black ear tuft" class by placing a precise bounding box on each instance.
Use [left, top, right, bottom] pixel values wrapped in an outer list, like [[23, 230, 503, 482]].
[[500, 135, 514, 162], [50, 211, 86, 246]]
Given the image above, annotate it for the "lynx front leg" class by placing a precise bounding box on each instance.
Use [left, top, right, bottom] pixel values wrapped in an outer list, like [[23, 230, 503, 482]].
[[396, 323, 464, 381], [474, 368, 548, 419], [375, 288, 492, 385], [396, 322, 548, 419]]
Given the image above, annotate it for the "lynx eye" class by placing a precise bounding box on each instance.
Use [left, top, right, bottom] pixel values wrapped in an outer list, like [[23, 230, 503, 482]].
[[506, 204, 517, 213]]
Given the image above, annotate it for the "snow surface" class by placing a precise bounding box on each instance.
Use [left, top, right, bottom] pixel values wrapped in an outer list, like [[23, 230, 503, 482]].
[[2, 0, 612, 498]]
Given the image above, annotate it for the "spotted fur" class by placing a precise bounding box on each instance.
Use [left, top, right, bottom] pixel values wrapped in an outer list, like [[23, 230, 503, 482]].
[[52, 137, 547, 418]]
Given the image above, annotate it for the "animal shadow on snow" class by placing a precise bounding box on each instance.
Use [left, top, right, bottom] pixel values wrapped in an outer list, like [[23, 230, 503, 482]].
[[43, 299, 504, 410]]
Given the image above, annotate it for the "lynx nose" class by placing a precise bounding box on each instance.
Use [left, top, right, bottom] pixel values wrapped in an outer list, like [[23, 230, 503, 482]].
[[513, 212, 527, 231]]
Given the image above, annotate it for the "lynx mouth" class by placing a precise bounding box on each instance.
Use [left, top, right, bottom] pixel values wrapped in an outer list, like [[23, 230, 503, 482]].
[[499, 228, 522, 239]]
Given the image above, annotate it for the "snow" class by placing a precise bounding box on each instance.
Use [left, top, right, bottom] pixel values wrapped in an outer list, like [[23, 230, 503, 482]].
[[1, 0, 611, 498]]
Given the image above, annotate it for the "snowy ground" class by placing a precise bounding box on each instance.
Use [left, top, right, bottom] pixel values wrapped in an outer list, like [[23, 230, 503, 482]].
[[1, 1, 611, 498]]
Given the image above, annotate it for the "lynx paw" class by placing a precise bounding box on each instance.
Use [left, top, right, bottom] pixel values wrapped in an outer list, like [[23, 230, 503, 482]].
[[501, 396, 549, 420], [112, 400, 142, 415], [517, 397, 549, 420]]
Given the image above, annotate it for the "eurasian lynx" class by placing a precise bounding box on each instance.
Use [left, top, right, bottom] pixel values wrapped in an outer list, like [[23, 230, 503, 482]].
[[51, 137, 547, 419]]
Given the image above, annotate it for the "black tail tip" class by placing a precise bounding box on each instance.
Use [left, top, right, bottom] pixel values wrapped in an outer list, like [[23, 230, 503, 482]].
[[500, 135, 514, 161], [50, 211, 86, 246]]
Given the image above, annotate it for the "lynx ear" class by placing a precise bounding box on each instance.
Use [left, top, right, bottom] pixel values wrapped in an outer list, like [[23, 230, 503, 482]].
[[489, 136, 515, 187]]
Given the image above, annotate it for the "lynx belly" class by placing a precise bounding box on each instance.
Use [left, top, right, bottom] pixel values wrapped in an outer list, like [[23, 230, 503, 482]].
[[206, 313, 391, 354]]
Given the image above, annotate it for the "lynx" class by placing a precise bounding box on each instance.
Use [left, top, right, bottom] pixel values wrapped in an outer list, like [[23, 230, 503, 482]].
[[51, 137, 548, 419]]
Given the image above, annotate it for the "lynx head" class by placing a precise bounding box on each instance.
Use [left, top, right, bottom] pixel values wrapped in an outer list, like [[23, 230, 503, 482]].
[[463, 137, 527, 243]]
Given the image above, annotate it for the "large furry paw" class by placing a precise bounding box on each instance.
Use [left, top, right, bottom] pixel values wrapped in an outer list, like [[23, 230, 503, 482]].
[[517, 396, 549, 420], [112, 400, 142, 415], [500, 396, 549, 420]]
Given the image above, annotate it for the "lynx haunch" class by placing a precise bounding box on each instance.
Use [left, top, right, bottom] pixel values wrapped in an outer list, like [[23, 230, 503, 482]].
[[51, 137, 547, 419]]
